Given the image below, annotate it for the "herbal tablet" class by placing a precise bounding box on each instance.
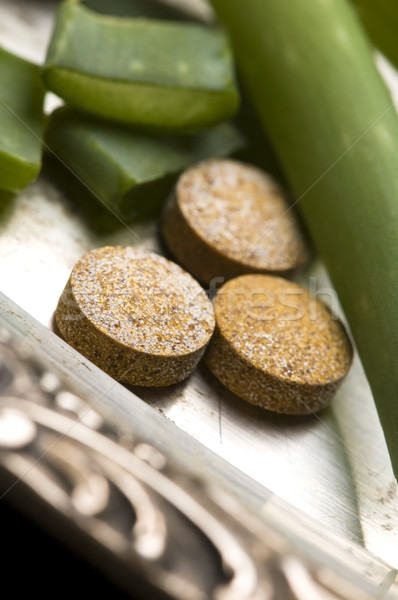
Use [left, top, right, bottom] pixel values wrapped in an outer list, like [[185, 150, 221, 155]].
[[205, 274, 353, 414], [161, 159, 310, 286], [55, 246, 215, 386]]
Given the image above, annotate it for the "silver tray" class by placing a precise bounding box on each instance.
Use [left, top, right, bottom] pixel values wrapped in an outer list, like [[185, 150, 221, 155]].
[[1, 1, 397, 598]]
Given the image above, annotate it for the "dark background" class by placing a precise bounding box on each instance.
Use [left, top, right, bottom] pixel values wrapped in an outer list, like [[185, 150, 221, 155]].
[[1, 499, 136, 598]]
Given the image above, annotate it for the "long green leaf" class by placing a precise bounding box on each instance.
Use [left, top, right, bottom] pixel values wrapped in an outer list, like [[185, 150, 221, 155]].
[[352, 0, 398, 68], [210, 0, 398, 479]]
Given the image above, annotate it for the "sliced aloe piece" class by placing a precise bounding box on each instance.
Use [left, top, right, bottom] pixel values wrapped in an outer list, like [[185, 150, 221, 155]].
[[84, 0, 204, 22], [42, 0, 239, 134], [44, 106, 245, 228], [0, 47, 45, 193]]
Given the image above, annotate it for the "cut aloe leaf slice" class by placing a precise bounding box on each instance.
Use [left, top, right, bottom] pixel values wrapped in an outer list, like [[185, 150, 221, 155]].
[[42, 0, 239, 134], [44, 106, 245, 229], [0, 47, 45, 193], [84, 0, 204, 22]]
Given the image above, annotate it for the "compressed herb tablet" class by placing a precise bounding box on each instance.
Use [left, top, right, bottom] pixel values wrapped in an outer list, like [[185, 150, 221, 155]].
[[55, 246, 215, 386], [161, 159, 310, 286], [204, 274, 353, 414], [43, 0, 239, 133]]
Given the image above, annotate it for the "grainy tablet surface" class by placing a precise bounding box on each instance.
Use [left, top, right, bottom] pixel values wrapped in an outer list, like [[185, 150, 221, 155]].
[[55, 246, 215, 386], [161, 158, 310, 285], [204, 274, 353, 414]]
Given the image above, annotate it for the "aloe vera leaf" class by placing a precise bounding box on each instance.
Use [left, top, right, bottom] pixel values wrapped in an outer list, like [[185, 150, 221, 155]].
[[44, 106, 245, 226], [84, 0, 204, 22], [0, 47, 45, 193], [352, 0, 398, 68], [210, 0, 398, 478], [42, 0, 239, 134]]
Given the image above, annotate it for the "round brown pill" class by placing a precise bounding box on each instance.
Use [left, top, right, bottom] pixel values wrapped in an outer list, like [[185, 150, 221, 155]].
[[161, 158, 310, 286], [55, 246, 215, 387], [204, 274, 353, 414]]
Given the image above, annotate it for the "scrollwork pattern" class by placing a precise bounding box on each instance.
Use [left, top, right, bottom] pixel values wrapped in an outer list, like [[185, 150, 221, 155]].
[[0, 326, 386, 600]]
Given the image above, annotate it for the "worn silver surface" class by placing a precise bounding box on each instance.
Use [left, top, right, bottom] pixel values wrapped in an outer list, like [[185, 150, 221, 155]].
[[0, 301, 396, 600], [0, 0, 397, 593]]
